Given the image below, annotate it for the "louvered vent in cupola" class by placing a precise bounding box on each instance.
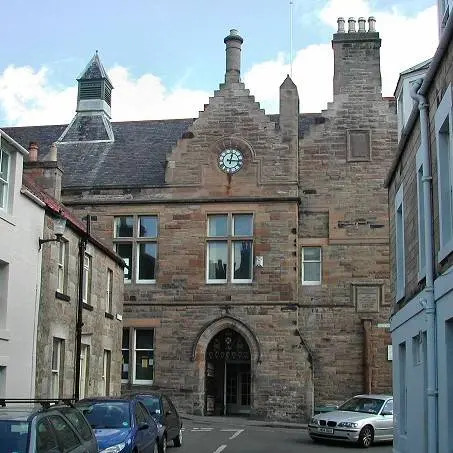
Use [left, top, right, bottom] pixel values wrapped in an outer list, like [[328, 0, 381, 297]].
[[105, 85, 112, 106], [80, 81, 102, 100]]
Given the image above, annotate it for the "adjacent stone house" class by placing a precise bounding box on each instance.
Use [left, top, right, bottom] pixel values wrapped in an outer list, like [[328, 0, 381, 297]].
[[4, 16, 395, 421], [385, 2, 453, 452], [23, 149, 125, 400]]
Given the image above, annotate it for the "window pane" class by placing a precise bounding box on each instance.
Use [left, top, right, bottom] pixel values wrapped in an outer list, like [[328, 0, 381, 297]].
[[138, 243, 156, 280], [139, 216, 158, 238], [135, 350, 154, 381], [136, 330, 154, 349], [116, 243, 132, 280], [0, 150, 9, 181], [62, 408, 93, 441], [208, 215, 228, 237], [233, 241, 252, 280], [122, 329, 129, 349], [303, 247, 320, 261], [114, 216, 134, 238], [122, 351, 129, 380], [304, 262, 320, 282], [0, 184, 5, 208], [52, 339, 59, 370], [208, 242, 227, 279], [233, 214, 253, 236], [37, 420, 58, 453]]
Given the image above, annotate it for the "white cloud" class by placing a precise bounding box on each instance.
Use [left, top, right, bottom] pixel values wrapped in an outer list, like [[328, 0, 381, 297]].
[[0, 0, 439, 125]]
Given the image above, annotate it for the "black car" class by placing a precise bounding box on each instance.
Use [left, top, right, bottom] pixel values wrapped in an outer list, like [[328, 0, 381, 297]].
[[0, 399, 98, 453], [134, 393, 182, 453]]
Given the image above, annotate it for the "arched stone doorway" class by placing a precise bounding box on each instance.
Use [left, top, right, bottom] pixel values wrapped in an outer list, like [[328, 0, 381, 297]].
[[205, 328, 251, 416], [192, 316, 261, 416]]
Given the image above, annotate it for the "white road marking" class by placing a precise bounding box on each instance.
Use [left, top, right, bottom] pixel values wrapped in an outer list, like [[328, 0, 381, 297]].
[[213, 445, 227, 453], [191, 427, 213, 431], [220, 429, 244, 439]]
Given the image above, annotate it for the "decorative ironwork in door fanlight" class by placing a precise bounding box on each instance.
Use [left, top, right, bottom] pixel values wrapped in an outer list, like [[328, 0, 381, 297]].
[[207, 329, 250, 361]]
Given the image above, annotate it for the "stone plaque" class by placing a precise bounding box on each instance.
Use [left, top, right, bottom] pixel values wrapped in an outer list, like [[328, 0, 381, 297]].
[[347, 129, 371, 161], [354, 285, 380, 312]]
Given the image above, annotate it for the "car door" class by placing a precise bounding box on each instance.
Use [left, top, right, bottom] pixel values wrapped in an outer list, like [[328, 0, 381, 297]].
[[163, 396, 179, 440], [47, 414, 86, 453], [134, 402, 155, 453], [376, 399, 394, 440]]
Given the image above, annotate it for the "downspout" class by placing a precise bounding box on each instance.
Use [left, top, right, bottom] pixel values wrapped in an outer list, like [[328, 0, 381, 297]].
[[410, 79, 437, 453]]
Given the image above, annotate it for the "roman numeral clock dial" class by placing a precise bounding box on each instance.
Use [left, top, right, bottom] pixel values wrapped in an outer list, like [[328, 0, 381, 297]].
[[218, 148, 244, 174]]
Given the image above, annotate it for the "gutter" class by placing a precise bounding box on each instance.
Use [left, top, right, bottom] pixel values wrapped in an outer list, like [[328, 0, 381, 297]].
[[384, 11, 453, 188]]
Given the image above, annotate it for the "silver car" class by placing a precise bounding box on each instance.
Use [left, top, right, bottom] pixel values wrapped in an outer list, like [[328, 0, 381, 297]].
[[308, 394, 393, 448]]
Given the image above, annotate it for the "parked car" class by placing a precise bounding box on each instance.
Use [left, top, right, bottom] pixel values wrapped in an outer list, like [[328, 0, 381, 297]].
[[134, 393, 183, 453], [0, 398, 98, 453], [308, 394, 393, 448], [76, 397, 159, 453]]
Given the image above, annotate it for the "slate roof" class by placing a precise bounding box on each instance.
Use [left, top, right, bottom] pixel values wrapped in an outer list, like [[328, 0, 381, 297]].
[[3, 113, 322, 190], [77, 52, 112, 84], [60, 115, 112, 142]]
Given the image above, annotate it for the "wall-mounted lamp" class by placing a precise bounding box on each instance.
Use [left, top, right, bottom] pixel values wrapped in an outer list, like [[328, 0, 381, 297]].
[[39, 214, 66, 250]]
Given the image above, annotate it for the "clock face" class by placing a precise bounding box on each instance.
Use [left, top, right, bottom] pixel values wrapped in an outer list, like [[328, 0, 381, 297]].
[[218, 149, 244, 174]]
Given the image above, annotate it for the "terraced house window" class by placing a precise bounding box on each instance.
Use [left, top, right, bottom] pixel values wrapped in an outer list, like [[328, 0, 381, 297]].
[[301, 247, 322, 285], [0, 146, 10, 211], [206, 213, 253, 283], [82, 253, 92, 305], [51, 338, 64, 398], [113, 215, 158, 284], [106, 268, 113, 314], [57, 241, 68, 294]]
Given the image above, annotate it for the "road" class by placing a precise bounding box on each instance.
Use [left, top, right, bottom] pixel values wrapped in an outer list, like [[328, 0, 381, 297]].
[[172, 418, 393, 453]]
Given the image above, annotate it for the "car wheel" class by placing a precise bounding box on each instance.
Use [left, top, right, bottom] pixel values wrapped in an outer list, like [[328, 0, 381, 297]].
[[309, 435, 320, 443], [358, 425, 374, 448], [153, 441, 158, 453], [173, 428, 183, 447], [159, 435, 167, 453]]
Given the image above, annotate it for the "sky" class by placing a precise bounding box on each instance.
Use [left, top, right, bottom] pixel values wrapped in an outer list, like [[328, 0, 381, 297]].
[[0, 0, 438, 127]]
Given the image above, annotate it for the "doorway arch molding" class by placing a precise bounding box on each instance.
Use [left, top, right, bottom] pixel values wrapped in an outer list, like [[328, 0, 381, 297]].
[[191, 315, 262, 364]]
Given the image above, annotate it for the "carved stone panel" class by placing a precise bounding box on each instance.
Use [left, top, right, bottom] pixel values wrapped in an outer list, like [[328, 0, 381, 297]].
[[353, 284, 381, 312]]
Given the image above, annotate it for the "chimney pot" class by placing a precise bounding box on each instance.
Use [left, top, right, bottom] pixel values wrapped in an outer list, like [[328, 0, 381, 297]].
[[348, 17, 356, 33], [49, 143, 58, 161], [337, 17, 345, 33], [368, 16, 376, 32], [28, 142, 39, 162], [358, 17, 366, 32]]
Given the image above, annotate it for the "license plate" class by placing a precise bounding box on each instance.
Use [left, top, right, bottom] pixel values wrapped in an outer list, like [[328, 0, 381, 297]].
[[318, 427, 334, 434]]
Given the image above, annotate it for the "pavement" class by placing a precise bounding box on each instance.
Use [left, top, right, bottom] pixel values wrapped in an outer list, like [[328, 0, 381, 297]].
[[180, 412, 308, 430]]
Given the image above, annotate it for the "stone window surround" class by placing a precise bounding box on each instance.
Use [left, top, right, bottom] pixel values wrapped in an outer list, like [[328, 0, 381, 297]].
[[113, 215, 158, 285], [395, 184, 405, 302], [435, 83, 453, 262], [301, 246, 322, 286], [416, 146, 426, 281], [206, 213, 254, 285]]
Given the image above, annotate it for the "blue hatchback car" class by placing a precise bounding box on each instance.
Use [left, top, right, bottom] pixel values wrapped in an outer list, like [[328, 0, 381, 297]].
[[76, 398, 159, 453]]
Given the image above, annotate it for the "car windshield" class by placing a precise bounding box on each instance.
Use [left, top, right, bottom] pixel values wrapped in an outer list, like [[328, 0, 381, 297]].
[[338, 397, 385, 415], [140, 397, 161, 415], [0, 420, 30, 453], [77, 402, 131, 429]]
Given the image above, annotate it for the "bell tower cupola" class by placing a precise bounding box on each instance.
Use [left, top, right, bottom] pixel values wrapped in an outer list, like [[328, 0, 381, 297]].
[[76, 51, 113, 118]]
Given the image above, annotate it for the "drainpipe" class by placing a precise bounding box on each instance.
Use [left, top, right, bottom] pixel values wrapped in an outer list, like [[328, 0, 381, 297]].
[[410, 79, 437, 453]]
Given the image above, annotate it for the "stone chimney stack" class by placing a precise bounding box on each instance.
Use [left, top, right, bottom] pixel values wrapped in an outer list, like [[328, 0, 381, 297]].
[[332, 16, 382, 97], [23, 142, 63, 201], [224, 29, 244, 84]]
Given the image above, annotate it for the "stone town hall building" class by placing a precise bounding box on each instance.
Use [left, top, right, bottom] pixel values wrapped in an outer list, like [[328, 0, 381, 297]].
[[4, 17, 396, 421]]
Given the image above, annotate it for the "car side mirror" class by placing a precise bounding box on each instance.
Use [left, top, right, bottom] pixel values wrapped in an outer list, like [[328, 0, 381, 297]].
[[138, 422, 149, 431], [381, 411, 393, 416]]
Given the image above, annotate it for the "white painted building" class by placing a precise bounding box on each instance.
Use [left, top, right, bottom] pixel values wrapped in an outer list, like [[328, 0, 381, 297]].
[[0, 129, 45, 398]]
